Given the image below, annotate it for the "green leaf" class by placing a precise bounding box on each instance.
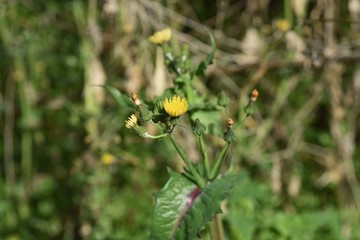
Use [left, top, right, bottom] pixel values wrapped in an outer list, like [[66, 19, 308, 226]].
[[150, 169, 196, 240], [195, 31, 216, 77], [190, 110, 223, 136], [150, 169, 242, 240], [103, 85, 136, 109]]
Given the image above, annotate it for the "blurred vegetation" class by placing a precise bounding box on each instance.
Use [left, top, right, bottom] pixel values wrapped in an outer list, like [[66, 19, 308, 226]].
[[1, 0, 360, 239]]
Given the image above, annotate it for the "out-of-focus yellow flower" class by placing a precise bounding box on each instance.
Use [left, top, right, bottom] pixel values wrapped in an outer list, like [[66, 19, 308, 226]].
[[101, 153, 115, 165], [164, 95, 188, 117], [125, 114, 138, 129], [275, 19, 290, 32], [148, 28, 172, 44]]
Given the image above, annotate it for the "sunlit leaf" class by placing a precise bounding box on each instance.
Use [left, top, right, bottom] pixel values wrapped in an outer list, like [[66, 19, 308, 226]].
[[150, 169, 242, 240]]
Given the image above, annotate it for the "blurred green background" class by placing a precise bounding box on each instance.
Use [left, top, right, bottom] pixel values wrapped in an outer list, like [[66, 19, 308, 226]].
[[1, 0, 360, 239]]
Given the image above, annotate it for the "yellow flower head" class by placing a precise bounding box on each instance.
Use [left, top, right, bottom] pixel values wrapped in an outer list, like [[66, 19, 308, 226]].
[[164, 95, 188, 117], [125, 114, 138, 129], [148, 28, 172, 44], [275, 19, 290, 32], [101, 153, 115, 165]]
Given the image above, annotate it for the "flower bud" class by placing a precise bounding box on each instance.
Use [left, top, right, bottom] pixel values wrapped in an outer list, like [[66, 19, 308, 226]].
[[192, 118, 206, 136], [217, 91, 230, 107], [138, 104, 153, 122], [250, 89, 259, 102], [227, 118, 234, 128], [124, 114, 148, 137], [223, 127, 236, 143], [131, 92, 141, 106], [244, 101, 256, 116]]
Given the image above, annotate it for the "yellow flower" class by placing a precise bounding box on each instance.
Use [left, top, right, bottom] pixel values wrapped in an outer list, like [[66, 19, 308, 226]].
[[125, 114, 138, 129], [164, 95, 188, 117], [275, 19, 290, 32], [124, 114, 148, 137], [101, 153, 115, 165], [148, 28, 172, 44]]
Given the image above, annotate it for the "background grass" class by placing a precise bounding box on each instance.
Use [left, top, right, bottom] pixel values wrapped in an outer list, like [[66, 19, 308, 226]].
[[1, 0, 360, 239]]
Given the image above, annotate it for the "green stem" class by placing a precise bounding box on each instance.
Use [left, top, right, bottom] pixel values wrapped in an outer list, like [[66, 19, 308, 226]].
[[197, 136, 210, 178], [184, 80, 195, 104], [21, 130, 32, 187], [284, 0, 293, 26], [144, 132, 168, 139], [209, 143, 230, 180], [169, 134, 206, 188]]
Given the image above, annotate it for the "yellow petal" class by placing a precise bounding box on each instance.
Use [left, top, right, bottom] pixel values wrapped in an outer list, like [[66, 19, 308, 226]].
[[148, 28, 172, 44]]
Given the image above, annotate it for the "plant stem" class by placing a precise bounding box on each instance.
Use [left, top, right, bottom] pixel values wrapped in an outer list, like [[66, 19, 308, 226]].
[[209, 143, 230, 180], [144, 132, 168, 139], [185, 80, 195, 104], [21, 130, 32, 187], [214, 214, 224, 240], [284, 0, 293, 26], [169, 134, 206, 188], [197, 136, 210, 178]]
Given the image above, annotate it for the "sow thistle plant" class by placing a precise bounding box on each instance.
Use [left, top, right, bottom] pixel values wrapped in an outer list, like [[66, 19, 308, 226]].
[[105, 28, 258, 240]]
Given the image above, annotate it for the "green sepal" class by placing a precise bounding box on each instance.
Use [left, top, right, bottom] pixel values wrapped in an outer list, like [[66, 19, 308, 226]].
[[224, 128, 236, 143], [169, 117, 180, 126], [155, 99, 164, 112], [138, 104, 154, 122], [192, 118, 207, 136], [244, 101, 256, 116], [217, 90, 230, 108]]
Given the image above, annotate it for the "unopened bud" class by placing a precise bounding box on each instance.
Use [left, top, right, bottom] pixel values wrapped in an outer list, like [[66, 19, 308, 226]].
[[244, 101, 256, 116], [227, 118, 234, 128], [192, 118, 206, 136], [138, 104, 153, 122], [251, 89, 259, 102], [131, 92, 141, 106], [217, 91, 230, 107], [224, 127, 236, 143]]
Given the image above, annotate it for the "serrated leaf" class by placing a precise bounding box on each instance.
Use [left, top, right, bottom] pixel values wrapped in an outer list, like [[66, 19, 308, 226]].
[[195, 31, 216, 77], [103, 85, 136, 109], [174, 174, 241, 239], [150, 169, 196, 240], [150, 170, 242, 240]]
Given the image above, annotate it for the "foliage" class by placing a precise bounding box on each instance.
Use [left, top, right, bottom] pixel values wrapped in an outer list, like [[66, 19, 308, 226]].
[[1, 0, 360, 240]]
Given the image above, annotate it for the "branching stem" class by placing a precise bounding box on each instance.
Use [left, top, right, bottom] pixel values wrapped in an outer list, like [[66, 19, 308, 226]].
[[169, 134, 206, 188]]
